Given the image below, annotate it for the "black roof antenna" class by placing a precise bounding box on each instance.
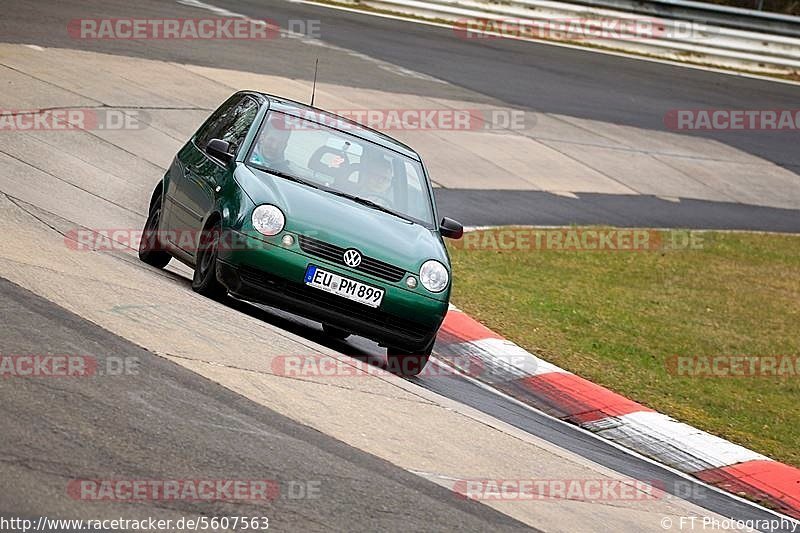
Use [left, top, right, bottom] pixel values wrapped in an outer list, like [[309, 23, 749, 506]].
[[310, 58, 319, 107]]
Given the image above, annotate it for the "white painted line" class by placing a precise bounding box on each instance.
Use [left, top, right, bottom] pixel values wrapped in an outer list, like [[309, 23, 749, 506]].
[[460, 224, 800, 237], [427, 355, 799, 523], [657, 195, 682, 203], [549, 190, 580, 199], [178, 0, 244, 17], [24, 44, 45, 51], [435, 314, 798, 514], [297, 0, 800, 87], [177, 0, 446, 83]]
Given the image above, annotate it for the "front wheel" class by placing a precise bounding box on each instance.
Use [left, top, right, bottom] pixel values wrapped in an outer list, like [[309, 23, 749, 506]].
[[386, 337, 435, 377], [138, 195, 171, 268], [192, 221, 227, 299]]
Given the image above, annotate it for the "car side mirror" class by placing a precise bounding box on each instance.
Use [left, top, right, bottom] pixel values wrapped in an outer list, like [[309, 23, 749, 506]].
[[440, 217, 463, 239], [206, 138, 233, 164]]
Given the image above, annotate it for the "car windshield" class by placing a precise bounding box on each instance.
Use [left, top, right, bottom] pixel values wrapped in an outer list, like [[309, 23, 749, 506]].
[[246, 111, 434, 226]]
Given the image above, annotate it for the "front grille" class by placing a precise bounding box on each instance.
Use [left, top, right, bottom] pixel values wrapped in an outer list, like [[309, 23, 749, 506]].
[[298, 235, 406, 282], [238, 266, 430, 340]]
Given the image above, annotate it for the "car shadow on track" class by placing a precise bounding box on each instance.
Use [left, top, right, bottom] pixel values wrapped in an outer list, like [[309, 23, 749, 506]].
[[145, 261, 433, 379], [226, 294, 386, 364]]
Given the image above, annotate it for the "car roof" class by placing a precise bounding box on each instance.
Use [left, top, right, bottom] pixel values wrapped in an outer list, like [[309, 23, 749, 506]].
[[248, 91, 420, 161]]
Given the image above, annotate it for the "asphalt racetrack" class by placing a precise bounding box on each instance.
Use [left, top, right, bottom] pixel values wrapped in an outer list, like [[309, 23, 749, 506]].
[[1, 0, 798, 531]]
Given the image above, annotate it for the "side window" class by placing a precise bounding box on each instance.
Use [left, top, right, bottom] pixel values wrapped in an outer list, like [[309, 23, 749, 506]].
[[404, 161, 424, 191], [219, 98, 259, 155], [403, 161, 429, 221], [195, 96, 240, 149], [195, 96, 259, 155]]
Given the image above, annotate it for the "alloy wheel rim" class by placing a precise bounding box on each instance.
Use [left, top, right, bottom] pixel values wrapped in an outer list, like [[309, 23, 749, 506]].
[[199, 229, 219, 275]]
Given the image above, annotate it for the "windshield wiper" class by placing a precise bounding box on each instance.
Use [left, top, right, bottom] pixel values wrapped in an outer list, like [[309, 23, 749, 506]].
[[328, 190, 414, 223], [258, 166, 321, 190], [267, 168, 319, 189], [252, 164, 415, 224]]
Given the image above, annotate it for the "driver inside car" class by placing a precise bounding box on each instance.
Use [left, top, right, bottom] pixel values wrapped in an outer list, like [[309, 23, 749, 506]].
[[250, 117, 302, 176], [358, 155, 393, 207]]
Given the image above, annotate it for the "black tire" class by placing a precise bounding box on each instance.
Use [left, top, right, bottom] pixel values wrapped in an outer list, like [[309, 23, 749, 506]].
[[138, 194, 171, 269], [385, 336, 435, 377], [192, 221, 227, 299], [322, 323, 350, 340]]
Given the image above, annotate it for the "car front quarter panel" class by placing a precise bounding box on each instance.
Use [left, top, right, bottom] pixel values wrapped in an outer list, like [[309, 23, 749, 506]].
[[217, 173, 255, 232]]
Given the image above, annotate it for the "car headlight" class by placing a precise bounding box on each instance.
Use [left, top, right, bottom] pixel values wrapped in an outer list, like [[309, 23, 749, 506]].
[[419, 260, 449, 293], [252, 204, 285, 236]]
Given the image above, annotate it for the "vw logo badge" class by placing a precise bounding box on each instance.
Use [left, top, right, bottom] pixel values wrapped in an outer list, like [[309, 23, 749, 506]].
[[343, 249, 362, 268]]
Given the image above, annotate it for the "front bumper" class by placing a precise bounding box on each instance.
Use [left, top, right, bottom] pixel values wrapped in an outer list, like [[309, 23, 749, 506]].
[[216, 230, 448, 350]]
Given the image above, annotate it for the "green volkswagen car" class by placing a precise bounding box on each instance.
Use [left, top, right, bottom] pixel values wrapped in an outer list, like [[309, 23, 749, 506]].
[[138, 91, 463, 375]]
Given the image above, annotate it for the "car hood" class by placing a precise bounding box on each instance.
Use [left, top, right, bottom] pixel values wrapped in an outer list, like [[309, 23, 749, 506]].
[[236, 165, 448, 271]]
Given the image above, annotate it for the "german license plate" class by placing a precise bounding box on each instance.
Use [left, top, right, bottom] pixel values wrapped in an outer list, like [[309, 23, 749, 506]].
[[304, 265, 384, 308]]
